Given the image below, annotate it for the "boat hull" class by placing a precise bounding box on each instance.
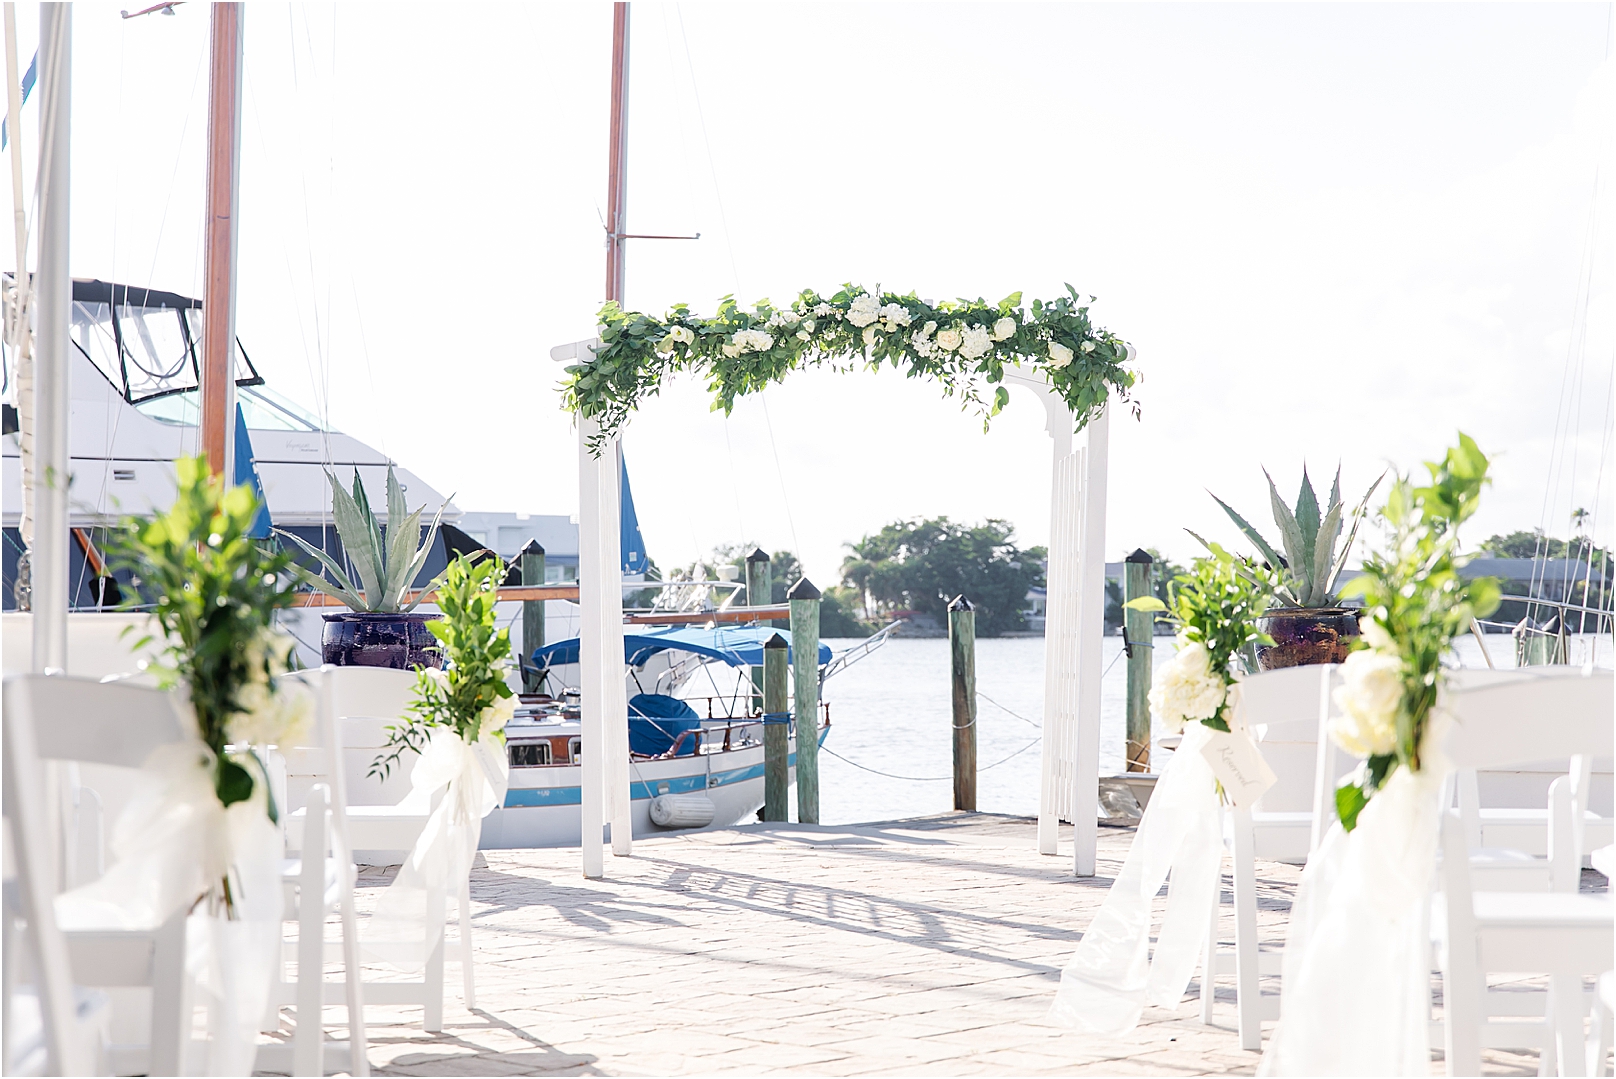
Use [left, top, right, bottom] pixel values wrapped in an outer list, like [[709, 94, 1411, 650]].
[[479, 736, 802, 849]]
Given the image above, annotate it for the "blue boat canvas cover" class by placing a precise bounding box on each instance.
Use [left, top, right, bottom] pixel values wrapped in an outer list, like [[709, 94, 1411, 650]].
[[531, 625, 833, 670]]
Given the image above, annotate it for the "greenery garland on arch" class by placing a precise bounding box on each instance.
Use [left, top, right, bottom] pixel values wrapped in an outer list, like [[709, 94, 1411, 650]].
[[561, 284, 1137, 451]]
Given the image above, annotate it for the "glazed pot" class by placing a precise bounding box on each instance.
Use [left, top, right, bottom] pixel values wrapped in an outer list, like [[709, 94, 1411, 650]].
[[1255, 607, 1361, 670], [321, 612, 444, 670]]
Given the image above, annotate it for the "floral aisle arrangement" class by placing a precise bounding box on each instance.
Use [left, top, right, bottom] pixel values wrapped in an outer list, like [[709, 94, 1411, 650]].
[[368, 554, 515, 967], [564, 284, 1136, 450], [1049, 546, 1276, 1036], [94, 455, 308, 1074], [1330, 433, 1499, 830], [1139, 543, 1278, 735], [107, 455, 309, 910], [1261, 434, 1500, 1078]]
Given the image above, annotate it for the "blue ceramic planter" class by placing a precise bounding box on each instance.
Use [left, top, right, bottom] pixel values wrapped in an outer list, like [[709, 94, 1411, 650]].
[[321, 612, 444, 670]]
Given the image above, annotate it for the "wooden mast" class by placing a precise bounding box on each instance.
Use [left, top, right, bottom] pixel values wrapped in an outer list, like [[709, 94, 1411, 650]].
[[604, 2, 630, 305], [200, 3, 243, 478]]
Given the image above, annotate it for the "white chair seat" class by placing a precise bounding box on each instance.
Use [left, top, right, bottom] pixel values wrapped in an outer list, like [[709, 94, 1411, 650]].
[[1471, 892, 1614, 932], [1480, 807, 1613, 859], [1459, 847, 1554, 892]]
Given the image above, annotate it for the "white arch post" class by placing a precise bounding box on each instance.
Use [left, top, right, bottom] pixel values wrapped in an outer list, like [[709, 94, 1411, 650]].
[[1004, 367, 1108, 877], [557, 348, 1110, 880], [554, 338, 633, 879]]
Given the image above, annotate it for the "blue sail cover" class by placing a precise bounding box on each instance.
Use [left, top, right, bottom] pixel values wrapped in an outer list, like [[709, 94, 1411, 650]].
[[620, 448, 648, 575], [233, 404, 273, 539], [531, 625, 832, 670]]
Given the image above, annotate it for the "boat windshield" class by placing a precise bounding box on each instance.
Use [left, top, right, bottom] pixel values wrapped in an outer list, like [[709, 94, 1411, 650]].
[[63, 279, 261, 403], [136, 384, 325, 432]]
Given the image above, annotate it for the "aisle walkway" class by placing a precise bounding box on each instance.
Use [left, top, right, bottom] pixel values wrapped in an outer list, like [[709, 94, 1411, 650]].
[[278, 813, 1556, 1076]]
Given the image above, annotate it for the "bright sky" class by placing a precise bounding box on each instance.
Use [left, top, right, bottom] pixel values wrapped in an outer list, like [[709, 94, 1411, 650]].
[[7, 3, 1613, 587]]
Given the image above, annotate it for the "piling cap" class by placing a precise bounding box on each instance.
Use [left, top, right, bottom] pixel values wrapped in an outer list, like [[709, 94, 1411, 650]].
[[520, 538, 546, 556], [786, 577, 821, 601], [947, 594, 973, 612], [746, 547, 770, 564], [764, 631, 789, 650], [1125, 547, 1153, 564]]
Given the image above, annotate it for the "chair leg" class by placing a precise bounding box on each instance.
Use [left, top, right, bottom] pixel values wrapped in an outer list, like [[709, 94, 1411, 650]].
[[1440, 950, 1483, 1076], [339, 881, 370, 1078], [424, 929, 445, 1034], [149, 908, 190, 1077], [1552, 973, 1588, 1077], [1232, 807, 1261, 1052], [459, 877, 476, 1012], [295, 789, 328, 1078], [1591, 985, 1614, 1077], [1200, 861, 1219, 1025]]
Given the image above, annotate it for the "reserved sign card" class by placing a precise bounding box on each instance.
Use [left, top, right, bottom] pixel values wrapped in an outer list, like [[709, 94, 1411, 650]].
[[1200, 728, 1278, 808]]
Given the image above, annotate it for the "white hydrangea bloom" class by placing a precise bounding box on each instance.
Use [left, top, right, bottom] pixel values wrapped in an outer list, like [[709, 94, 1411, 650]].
[[1146, 637, 1227, 733], [733, 329, 775, 352], [935, 327, 963, 352], [911, 321, 939, 358], [847, 293, 881, 328], [878, 303, 912, 328], [992, 317, 1017, 341], [959, 324, 992, 360], [812, 303, 835, 318], [228, 675, 313, 749], [1048, 341, 1074, 368], [1330, 648, 1402, 757]]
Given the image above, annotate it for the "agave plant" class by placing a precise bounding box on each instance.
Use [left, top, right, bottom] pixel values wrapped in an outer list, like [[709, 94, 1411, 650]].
[[1195, 466, 1383, 609], [277, 465, 448, 612]]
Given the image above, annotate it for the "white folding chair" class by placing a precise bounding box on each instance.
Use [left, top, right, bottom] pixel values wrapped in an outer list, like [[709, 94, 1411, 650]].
[[282, 665, 472, 1033], [1589, 972, 1614, 1077], [257, 669, 369, 1077], [4, 674, 193, 1077], [1435, 667, 1615, 1077], [3, 677, 108, 1076], [1199, 664, 1342, 1050]]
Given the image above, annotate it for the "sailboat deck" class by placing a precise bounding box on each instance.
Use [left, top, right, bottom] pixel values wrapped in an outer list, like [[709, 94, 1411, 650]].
[[275, 814, 1567, 1077]]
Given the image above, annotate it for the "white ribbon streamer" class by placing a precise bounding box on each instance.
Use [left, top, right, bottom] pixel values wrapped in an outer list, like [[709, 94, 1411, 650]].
[[1048, 721, 1224, 1034], [54, 740, 284, 1076], [1259, 714, 1451, 1076], [365, 726, 509, 969]]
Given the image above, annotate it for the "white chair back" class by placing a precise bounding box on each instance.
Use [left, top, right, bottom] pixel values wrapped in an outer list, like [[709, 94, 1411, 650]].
[[2, 678, 93, 1077], [1239, 664, 1341, 814], [284, 666, 419, 812], [1442, 667, 1614, 769]]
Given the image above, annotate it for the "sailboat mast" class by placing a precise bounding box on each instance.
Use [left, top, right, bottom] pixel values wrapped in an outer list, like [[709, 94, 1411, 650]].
[[604, 2, 630, 306], [200, 3, 243, 478], [31, 2, 68, 672]]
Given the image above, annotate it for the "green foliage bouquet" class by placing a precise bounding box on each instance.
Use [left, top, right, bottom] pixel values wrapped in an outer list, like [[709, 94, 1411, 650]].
[[1332, 434, 1501, 831], [372, 554, 516, 779], [110, 456, 308, 816], [1129, 544, 1277, 734], [566, 284, 1136, 452]]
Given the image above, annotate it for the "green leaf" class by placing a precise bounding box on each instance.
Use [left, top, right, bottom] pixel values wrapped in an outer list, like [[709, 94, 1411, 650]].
[[1123, 596, 1168, 612], [1295, 466, 1321, 568], [1208, 495, 1286, 573], [1201, 716, 1231, 733], [1265, 470, 1309, 592], [1336, 781, 1368, 832], [216, 757, 255, 807], [328, 472, 385, 609], [275, 528, 364, 605], [1308, 500, 1342, 606]]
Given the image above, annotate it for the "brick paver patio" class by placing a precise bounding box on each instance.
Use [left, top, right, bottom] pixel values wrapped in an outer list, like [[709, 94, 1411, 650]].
[[262, 813, 1564, 1075]]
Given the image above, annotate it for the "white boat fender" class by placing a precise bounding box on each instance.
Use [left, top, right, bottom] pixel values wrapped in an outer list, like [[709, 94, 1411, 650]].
[[649, 792, 716, 829]]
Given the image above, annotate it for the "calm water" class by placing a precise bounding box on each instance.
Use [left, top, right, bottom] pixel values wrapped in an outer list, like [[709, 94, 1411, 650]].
[[811, 631, 1614, 827]]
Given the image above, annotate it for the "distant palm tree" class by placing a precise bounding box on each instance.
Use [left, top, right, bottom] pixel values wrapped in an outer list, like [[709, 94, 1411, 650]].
[[1571, 507, 1590, 536]]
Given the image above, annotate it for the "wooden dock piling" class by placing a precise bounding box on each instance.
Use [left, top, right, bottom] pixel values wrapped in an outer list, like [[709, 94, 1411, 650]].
[[747, 548, 771, 712], [1123, 548, 1154, 772], [788, 577, 822, 825], [763, 632, 790, 822], [521, 539, 547, 693], [948, 595, 977, 812]]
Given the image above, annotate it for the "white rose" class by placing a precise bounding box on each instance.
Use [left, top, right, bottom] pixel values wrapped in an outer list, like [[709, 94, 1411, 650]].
[[1330, 649, 1402, 757], [480, 693, 517, 734], [803, 319, 816, 333], [676, 326, 696, 345], [795, 329, 811, 342], [959, 325, 992, 360], [847, 293, 881, 328], [1147, 637, 1227, 733], [733, 329, 774, 352], [1080, 340, 1096, 353], [1361, 617, 1394, 652], [1048, 341, 1074, 368], [993, 317, 1016, 341], [936, 327, 963, 352], [862, 325, 878, 346]]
